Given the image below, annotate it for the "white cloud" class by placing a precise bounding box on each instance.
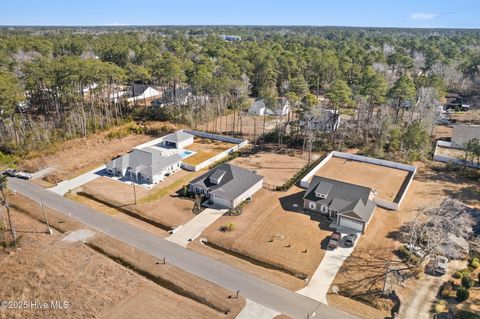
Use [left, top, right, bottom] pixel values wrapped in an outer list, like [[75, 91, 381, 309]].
[[410, 13, 438, 20]]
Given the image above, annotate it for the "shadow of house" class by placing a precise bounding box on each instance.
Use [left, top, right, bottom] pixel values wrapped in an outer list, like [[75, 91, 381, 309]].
[[278, 191, 306, 213]]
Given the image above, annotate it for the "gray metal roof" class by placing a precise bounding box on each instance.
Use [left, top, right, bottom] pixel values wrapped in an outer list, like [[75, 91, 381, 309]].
[[304, 176, 376, 222], [163, 131, 195, 144], [452, 125, 480, 149], [190, 164, 264, 201]]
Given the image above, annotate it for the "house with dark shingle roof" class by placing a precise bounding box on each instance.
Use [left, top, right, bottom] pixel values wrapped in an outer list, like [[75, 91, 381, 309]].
[[189, 164, 264, 209], [303, 176, 376, 233]]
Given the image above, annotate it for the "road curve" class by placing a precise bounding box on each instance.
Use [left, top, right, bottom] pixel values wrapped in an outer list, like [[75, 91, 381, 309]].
[[8, 178, 358, 319]]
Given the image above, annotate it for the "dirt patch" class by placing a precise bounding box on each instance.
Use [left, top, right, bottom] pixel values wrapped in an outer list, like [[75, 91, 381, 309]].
[[231, 152, 309, 187], [312, 156, 410, 202], [183, 137, 237, 166], [327, 162, 480, 318], [18, 127, 153, 183], [435, 125, 453, 140], [189, 187, 332, 290], [450, 110, 480, 125], [436, 145, 465, 159]]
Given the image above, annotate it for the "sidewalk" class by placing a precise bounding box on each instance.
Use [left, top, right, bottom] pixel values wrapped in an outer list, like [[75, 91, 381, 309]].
[[235, 299, 279, 319]]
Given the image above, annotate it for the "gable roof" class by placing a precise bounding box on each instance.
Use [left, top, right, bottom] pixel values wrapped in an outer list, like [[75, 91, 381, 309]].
[[163, 130, 194, 144], [304, 176, 376, 222], [189, 164, 264, 201]]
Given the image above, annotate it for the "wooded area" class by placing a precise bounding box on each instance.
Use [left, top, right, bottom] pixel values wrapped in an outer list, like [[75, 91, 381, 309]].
[[1, 26, 479, 165]]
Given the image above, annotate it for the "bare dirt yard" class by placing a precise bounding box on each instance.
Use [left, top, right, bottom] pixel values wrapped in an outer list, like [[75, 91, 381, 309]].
[[312, 156, 410, 202], [435, 125, 453, 140], [189, 187, 333, 291], [4, 193, 245, 319], [183, 137, 237, 166], [450, 110, 480, 125], [436, 145, 465, 159], [326, 162, 480, 318], [230, 152, 309, 187]]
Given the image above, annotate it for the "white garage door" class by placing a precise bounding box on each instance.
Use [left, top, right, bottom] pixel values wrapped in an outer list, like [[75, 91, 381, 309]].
[[339, 217, 364, 232]]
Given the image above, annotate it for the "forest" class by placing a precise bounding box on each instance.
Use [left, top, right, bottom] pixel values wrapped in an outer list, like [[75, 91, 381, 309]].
[[0, 26, 479, 165]]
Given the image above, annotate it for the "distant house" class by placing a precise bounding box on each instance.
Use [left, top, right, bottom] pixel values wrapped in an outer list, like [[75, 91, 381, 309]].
[[127, 84, 161, 103], [444, 93, 470, 111], [451, 125, 480, 149], [106, 148, 183, 184], [162, 130, 195, 149], [301, 108, 341, 132], [248, 98, 290, 116], [303, 176, 376, 233], [221, 35, 241, 41], [189, 164, 264, 209]]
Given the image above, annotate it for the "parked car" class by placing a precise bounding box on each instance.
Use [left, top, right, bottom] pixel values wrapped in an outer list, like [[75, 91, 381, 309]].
[[2, 169, 32, 180], [345, 233, 358, 247], [434, 256, 449, 274], [328, 232, 342, 250]]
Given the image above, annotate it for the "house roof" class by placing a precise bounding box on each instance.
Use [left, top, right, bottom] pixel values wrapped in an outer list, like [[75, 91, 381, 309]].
[[304, 176, 376, 222], [452, 125, 480, 148], [189, 164, 264, 202], [163, 130, 194, 144]]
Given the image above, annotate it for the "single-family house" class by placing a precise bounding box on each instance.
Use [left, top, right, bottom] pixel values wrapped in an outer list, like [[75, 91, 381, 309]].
[[451, 125, 480, 149], [301, 108, 341, 132], [189, 164, 264, 209], [162, 130, 195, 149], [248, 98, 290, 116], [303, 176, 376, 233], [127, 84, 161, 103], [106, 147, 183, 184]]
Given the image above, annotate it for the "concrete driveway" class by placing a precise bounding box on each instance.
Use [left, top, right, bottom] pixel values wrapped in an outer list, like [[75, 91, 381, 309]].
[[297, 234, 358, 304], [166, 207, 227, 247], [48, 165, 105, 195]]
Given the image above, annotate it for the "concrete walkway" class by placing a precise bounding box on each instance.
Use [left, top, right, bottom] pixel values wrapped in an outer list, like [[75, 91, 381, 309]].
[[166, 207, 227, 247], [297, 236, 357, 304], [48, 165, 105, 195], [31, 166, 56, 180], [235, 299, 279, 319]]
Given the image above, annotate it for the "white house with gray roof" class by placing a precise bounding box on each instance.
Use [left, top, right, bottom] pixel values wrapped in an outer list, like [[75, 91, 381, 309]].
[[303, 176, 376, 233], [106, 147, 183, 184], [189, 164, 264, 209], [162, 131, 194, 149]]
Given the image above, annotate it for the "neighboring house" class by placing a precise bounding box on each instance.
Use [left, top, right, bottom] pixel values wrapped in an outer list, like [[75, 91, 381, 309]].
[[301, 108, 341, 132], [189, 164, 264, 209], [248, 98, 290, 116], [162, 130, 195, 149], [445, 93, 470, 111], [127, 84, 161, 103], [303, 176, 376, 233], [451, 125, 480, 149], [106, 147, 182, 184]]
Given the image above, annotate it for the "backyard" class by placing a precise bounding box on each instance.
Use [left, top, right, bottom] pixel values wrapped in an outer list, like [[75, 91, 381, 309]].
[[183, 137, 237, 166], [311, 156, 411, 202]]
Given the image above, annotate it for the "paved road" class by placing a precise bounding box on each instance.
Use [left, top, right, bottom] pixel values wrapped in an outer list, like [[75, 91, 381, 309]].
[[9, 178, 358, 319]]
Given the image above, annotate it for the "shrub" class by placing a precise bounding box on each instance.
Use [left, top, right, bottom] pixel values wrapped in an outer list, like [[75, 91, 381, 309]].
[[220, 223, 235, 232], [434, 300, 448, 313], [453, 271, 464, 279], [441, 283, 453, 298], [397, 245, 420, 265], [456, 287, 470, 302], [456, 310, 480, 319], [462, 275, 475, 289], [470, 257, 480, 269]]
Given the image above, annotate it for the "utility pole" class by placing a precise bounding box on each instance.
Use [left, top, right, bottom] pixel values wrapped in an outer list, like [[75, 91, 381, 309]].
[[382, 259, 391, 295], [132, 183, 137, 205], [41, 202, 52, 235]]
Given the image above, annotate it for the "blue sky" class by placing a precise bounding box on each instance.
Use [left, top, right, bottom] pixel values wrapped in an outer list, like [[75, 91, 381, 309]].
[[2, 0, 479, 28]]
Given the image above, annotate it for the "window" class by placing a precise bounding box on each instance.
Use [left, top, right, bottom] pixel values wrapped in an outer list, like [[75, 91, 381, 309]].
[[309, 201, 316, 210], [321, 205, 329, 213]]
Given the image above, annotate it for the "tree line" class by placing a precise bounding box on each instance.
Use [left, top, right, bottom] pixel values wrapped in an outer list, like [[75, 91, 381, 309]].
[[1, 26, 480, 164]]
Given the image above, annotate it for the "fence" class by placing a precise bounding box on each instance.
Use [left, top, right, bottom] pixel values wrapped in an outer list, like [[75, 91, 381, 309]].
[[299, 151, 417, 211]]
